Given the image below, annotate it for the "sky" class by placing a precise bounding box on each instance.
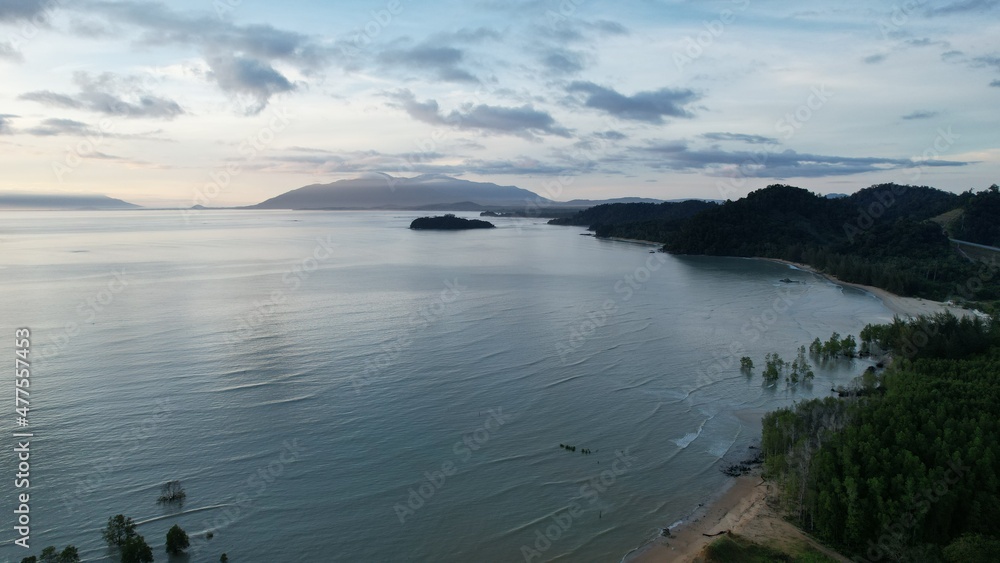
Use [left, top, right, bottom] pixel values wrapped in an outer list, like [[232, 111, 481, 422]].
[[1, 0, 998, 207]]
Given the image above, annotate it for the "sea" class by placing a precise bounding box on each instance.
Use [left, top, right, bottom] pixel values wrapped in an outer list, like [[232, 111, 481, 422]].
[[0, 210, 893, 562]]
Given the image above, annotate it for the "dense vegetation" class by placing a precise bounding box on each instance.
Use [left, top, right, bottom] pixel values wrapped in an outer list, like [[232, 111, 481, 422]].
[[951, 184, 1000, 247], [762, 313, 1000, 562], [547, 200, 716, 241], [409, 214, 495, 230], [549, 183, 1000, 302]]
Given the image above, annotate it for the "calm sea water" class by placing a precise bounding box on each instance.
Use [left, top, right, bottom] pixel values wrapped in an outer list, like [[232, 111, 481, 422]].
[[0, 210, 892, 562]]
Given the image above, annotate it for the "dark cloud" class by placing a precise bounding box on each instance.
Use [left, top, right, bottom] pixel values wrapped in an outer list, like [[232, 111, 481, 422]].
[[378, 45, 477, 83], [702, 132, 779, 145], [387, 89, 571, 139], [205, 54, 295, 115], [540, 49, 586, 74], [901, 110, 938, 120], [863, 53, 887, 64], [0, 0, 50, 21], [566, 82, 699, 123], [19, 72, 184, 119], [926, 0, 999, 16], [633, 143, 970, 178], [24, 118, 93, 136], [991, 80, 1000, 87]]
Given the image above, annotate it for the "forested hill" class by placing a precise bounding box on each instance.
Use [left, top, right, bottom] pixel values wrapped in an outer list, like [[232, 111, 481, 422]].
[[547, 200, 717, 240], [548, 183, 999, 303], [661, 184, 1000, 301]]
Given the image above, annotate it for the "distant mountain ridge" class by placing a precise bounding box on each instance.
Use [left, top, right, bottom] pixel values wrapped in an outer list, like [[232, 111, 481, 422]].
[[251, 174, 551, 210], [250, 174, 669, 210], [0, 193, 139, 209]]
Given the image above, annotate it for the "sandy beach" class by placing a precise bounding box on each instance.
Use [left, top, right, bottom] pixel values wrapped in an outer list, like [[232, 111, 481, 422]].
[[625, 472, 849, 562], [762, 257, 976, 319]]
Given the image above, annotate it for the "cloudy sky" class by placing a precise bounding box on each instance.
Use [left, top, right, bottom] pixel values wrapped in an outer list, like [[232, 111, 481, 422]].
[[1, 0, 998, 206]]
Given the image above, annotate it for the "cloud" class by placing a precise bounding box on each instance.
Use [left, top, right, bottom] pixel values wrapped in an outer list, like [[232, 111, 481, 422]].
[[23, 118, 94, 136], [991, 80, 1000, 87], [926, 0, 1000, 16], [595, 130, 626, 140], [863, 53, 887, 64], [387, 89, 572, 139], [540, 49, 586, 74], [377, 45, 477, 83], [0, 114, 16, 134], [19, 72, 184, 119], [0, 0, 50, 22], [0, 40, 24, 61], [702, 132, 779, 145], [74, 1, 327, 112], [632, 142, 970, 178], [901, 110, 939, 120], [205, 54, 295, 115], [566, 81, 699, 123]]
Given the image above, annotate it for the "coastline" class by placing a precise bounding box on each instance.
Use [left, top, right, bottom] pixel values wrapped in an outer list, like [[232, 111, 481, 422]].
[[759, 257, 975, 319], [621, 255, 955, 563], [624, 472, 850, 563]]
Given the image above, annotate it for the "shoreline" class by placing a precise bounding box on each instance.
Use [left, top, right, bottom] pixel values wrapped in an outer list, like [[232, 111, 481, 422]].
[[758, 257, 976, 319], [624, 472, 850, 563]]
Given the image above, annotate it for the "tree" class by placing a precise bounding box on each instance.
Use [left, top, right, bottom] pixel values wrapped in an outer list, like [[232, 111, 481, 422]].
[[120, 535, 154, 563], [103, 514, 137, 547], [165, 524, 190, 555], [740, 356, 754, 371], [26, 546, 79, 563], [220, 555, 228, 563], [157, 480, 186, 504], [57, 547, 79, 563]]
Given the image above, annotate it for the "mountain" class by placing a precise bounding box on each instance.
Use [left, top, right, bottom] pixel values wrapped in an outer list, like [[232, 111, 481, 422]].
[[0, 193, 140, 209], [251, 173, 552, 210]]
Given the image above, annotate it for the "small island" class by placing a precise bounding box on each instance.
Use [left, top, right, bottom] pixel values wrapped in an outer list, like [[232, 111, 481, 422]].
[[409, 214, 496, 230]]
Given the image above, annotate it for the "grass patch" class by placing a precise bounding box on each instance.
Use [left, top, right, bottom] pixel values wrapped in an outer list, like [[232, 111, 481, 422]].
[[702, 533, 838, 563]]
